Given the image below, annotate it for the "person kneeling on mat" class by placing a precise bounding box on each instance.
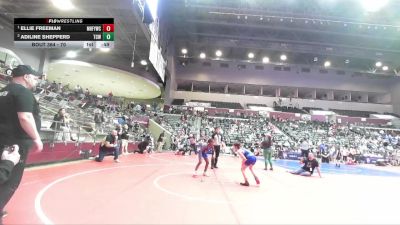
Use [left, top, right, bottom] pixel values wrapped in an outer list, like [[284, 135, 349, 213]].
[[232, 143, 260, 186], [95, 130, 120, 163], [135, 140, 148, 154], [134, 135, 155, 154], [289, 153, 322, 178]]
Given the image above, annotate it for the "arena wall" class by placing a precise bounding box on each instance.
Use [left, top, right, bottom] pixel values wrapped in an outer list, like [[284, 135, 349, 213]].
[[172, 91, 393, 114]]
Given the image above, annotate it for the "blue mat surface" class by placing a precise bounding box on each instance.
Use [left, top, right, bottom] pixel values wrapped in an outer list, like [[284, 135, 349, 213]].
[[258, 158, 400, 177]]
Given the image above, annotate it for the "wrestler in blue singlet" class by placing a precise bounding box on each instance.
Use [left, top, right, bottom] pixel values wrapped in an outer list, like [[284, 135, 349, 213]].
[[201, 145, 213, 159], [242, 148, 257, 166]]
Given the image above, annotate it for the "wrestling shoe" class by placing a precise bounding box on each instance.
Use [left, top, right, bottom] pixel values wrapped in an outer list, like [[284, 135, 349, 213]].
[[240, 181, 249, 186]]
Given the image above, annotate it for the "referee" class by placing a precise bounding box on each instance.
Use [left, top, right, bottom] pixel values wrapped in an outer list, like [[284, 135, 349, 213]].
[[211, 127, 223, 169]]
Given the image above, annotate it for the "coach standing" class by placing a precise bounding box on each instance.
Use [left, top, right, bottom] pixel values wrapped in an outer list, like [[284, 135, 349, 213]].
[[0, 65, 43, 221], [211, 127, 223, 169]]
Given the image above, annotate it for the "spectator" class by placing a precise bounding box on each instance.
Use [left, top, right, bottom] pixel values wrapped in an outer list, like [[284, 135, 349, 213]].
[[156, 132, 166, 153], [299, 138, 310, 158], [146, 135, 154, 153], [135, 140, 149, 154], [321, 147, 330, 163], [334, 148, 342, 167], [84, 88, 90, 98], [94, 109, 105, 134], [289, 153, 322, 178], [107, 91, 113, 103], [50, 108, 74, 141], [135, 135, 153, 154], [261, 133, 273, 171], [120, 125, 130, 155], [95, 130, 120, 163], [188, 134, 197, 155]]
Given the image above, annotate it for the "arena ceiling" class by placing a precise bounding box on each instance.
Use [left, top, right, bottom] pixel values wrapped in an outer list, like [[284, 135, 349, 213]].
[[47, 60, 161, 99], [163, 0, 400, 74]]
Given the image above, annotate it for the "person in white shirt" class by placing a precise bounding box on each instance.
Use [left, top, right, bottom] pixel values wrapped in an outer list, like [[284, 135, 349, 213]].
[[300, 139, 310, 158], [211, 127, 224, 169]]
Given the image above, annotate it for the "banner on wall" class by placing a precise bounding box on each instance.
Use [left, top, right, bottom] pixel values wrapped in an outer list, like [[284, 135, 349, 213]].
[[193, 106, 204, 111], [301, 114, 311, 121], [186, 102, 211, 107]]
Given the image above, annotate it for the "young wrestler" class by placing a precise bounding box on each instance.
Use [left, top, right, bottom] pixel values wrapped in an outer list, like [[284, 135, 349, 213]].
[[193, 139, 214, 177], [232, 143, 260, 186]]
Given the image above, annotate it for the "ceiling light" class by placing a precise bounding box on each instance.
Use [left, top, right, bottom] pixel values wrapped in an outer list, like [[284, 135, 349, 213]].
[[199, 52, 206, 59], [382, 66, 389, 71], [375, 61, 382, 67], [181, 48, 188, 54], [248, 52, 254, 59], [215, 50, 222, 57], [361, 0, 389, 12], [280, 54, 287, 61], [51, 0, 75, 10], [140, 60, 147, 66], [324, 61, 331, 67], [131, 61, 135, 68], [313, 57, 318, 62], [99, 48, 110, 52], [66, 51, 77, 58], [262, 57, 269, 63], [345, 59, 350, 64]]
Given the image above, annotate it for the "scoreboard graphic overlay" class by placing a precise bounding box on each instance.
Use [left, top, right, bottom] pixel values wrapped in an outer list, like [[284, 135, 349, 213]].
[[14, 18, 114, 49]]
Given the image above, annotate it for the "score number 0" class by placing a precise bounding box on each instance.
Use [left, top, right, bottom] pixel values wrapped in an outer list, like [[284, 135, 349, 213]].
[[103, 24, 114, 32]]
